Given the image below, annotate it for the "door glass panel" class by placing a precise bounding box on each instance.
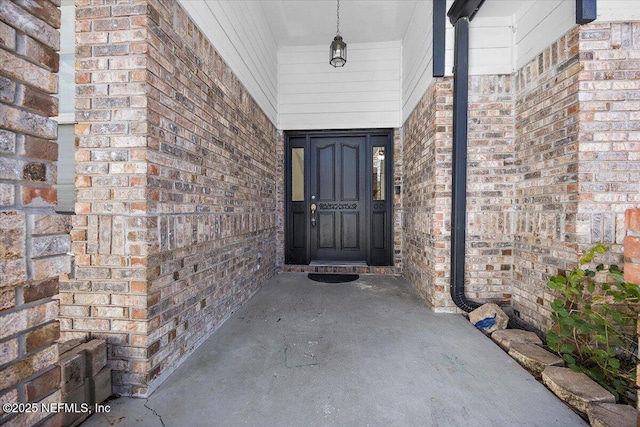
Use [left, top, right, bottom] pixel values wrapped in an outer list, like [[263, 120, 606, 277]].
[[373, 147, 385, 201], [292, 148, 304, 201]]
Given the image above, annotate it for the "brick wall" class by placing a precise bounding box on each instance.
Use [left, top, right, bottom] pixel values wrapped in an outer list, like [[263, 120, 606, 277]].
[[402, 75, 514, 311], [466, 75, 515, 304], [0, 1, 70, 426], [402, 22, 639, 330], [512, 23, 640, 330], [402, 79, 453, 309], [62, 0, 277, 397], [512, 27, 582, 328]]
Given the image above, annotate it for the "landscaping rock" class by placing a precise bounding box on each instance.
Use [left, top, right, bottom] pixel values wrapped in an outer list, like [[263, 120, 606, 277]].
[[542, 366, 615, 414], [468, 303, 508, 334], [491, 329, 542, 351], [508, 342, 564, 377], [587, 403, 638, 427]]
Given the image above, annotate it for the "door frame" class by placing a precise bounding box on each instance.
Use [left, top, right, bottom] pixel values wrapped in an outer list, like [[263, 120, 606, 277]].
[[284, 129, 394, 266]]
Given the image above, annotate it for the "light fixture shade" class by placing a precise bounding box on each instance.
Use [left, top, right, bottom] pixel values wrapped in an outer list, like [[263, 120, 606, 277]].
[[330, 35, 347, 67]]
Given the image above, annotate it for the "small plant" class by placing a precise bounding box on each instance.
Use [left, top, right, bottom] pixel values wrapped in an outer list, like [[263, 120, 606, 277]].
[[546, 244, 640, 403]]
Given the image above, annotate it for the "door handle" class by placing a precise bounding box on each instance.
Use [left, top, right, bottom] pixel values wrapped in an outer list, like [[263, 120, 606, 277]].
[[310, 203, 317, 227]]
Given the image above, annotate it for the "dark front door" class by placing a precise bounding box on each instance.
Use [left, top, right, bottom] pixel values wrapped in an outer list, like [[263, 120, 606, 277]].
[[310, 136, 367, 262], [285, 130, 393, 266]]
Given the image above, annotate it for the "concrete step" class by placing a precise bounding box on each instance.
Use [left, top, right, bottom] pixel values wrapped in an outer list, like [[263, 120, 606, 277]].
[[542, 366, 616, 414], [587, 403, 639, 427], [508, 342, 564, 377], [491, 329, 543, 351]]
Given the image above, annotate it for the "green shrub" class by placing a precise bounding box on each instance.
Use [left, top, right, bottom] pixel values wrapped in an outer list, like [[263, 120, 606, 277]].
[[546, 244, 639, 403]]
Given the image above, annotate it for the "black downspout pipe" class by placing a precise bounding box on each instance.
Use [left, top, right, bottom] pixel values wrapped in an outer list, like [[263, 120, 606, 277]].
[[449, 16, 481, 312]]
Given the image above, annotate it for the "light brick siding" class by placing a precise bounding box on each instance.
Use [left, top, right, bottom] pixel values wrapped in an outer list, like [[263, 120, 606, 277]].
[[62, 0, 277, 397], [402, 76, 514, 311], [512, 27, 583, 328], [403, 79, 453, 309], [402, 22, 640, 331], [466, 75, 515, 304], [0, 1, 70, 426], [514, 22, 640, 329]]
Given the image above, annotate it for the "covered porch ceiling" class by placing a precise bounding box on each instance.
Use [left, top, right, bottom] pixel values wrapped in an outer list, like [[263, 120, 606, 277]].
[[260, 0, 528, 46]]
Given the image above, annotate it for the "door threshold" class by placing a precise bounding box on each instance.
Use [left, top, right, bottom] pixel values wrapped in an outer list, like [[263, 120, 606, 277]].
[[309, 261, 368, 267]]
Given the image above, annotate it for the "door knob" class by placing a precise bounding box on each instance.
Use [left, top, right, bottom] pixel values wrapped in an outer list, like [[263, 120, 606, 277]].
[[310, 203, 317, 227]]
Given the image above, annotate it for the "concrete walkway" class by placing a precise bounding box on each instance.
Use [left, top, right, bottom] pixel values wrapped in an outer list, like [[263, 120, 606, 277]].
[[83, 273, 587, 427]]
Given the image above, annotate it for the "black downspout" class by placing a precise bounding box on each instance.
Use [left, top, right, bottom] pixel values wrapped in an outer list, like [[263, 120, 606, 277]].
[[449, 15, 481, 312]]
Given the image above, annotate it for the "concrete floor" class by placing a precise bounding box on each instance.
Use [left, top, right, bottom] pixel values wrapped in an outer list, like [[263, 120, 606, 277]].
[[83, 273, 587, 427]]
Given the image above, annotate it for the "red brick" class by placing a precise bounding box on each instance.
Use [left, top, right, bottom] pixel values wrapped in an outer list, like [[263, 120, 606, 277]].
[[626, 208, 640, 232], [21, 187, 57, 207], [624, 236, 640, 259], [23, 136, 58, 161], [22, 33, 60, 72], [624, 262, 640, 286], [21, 85, 58, 117], [26, 366, 60, 401]]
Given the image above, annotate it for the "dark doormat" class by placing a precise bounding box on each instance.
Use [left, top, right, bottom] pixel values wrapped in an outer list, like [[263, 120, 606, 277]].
[[307, 273, 359, 283]]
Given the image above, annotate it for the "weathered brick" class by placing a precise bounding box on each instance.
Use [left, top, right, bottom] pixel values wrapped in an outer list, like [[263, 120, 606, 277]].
[[21, 186, 57, 207], [31, 213, 72, 234], [31, 234, 71, 258], [0, 288, 16, 311], [0, 345, 57, 390], [25, 321, 60, 352], [0, 104, 57, 140], [0, 130, 17, 154], [0, 49, 57, 95], [0, 339, 18, 365], [26, 366, 60, 401], [23, 278, 58, 303], [0, 0, 59, 49], [23, 136, 58, 161], [21, 34, 60, 72], [0, 20, 16, 51], [0, 75, 16, 103], [20, 85, 59, 117]]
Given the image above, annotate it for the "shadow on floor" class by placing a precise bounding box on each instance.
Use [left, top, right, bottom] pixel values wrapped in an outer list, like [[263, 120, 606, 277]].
[[82, 273, 586, 427]]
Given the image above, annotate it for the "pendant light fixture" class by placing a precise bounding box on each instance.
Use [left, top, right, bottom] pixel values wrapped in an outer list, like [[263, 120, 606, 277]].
[[329, 0, 347, 67]]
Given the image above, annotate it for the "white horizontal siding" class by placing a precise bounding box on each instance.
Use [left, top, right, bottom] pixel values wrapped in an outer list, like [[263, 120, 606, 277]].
[[179, 0, 278, 124], [444, 16, 515, 76], [279, 41, 402, 130], [598, 0, 640, 21], [402, 1, 433, 124], [515, 0, 575, 70], [402, 3, 514, 123]]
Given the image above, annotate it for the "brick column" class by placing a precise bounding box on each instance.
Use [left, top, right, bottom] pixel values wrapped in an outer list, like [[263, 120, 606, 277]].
[[63, 0, 278, 397], [0, 1, 71, 426], [61, 0, 153, 396]]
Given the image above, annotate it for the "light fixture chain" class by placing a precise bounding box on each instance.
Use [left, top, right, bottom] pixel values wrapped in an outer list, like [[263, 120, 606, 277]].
[[336, 0, 340, 35]]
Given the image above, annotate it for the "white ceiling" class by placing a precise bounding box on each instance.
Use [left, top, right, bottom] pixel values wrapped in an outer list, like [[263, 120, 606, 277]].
[[260, 0, 528, 46]]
